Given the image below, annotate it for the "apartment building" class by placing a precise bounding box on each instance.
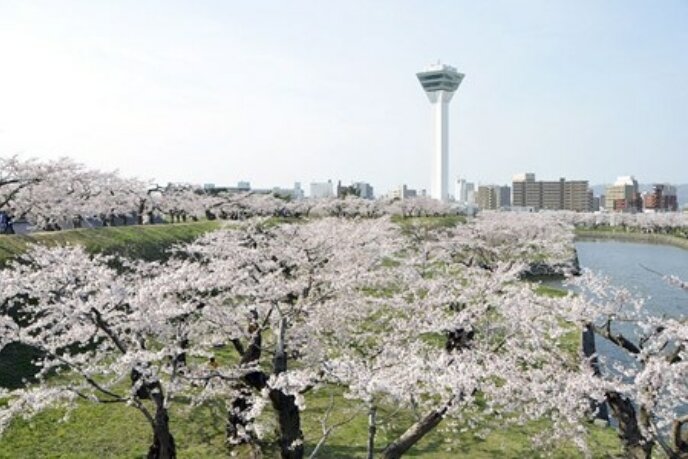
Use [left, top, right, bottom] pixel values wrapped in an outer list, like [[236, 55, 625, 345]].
[[512, 173, 591, 212]]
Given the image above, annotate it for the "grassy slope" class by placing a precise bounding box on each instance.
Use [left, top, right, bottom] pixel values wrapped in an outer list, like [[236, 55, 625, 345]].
[[575, 228, 688, 250], [0, 219, 622, 458], [0, 381, 621, 459], [0, 221, 222, 265]]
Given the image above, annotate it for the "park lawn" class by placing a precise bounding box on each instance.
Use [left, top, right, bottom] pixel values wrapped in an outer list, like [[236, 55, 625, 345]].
[[0, 382, 622, 459], [0, 220, 222, 265]]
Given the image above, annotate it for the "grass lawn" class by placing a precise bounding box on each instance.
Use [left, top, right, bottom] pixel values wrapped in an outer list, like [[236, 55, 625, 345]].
[[0, 220, 222, 265], [0, 382, 622, 458]]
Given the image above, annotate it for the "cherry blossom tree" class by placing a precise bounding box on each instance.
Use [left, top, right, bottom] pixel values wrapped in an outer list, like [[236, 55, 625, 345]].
[[0, 245, 205, 458], [562, 271, 688, 458], [318, 218, 603, 459], [1, 210, 654, 459], [0, 156, 43, 217], [158, 217, 398, 458]]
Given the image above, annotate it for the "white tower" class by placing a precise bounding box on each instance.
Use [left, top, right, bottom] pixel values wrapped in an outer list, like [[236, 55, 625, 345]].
[[417, 63, 464, 202]]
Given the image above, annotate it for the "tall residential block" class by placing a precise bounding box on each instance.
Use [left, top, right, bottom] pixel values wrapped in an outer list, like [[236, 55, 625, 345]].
[[417, 63, 464, 202], [512, 173, 591, 212]]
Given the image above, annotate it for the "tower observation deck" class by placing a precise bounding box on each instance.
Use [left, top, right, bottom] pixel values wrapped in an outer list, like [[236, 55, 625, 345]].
[[417, 63, 464, 202]]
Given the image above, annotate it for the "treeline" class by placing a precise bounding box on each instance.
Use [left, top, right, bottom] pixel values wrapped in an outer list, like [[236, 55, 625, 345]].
[[0, 156, 457, 233]]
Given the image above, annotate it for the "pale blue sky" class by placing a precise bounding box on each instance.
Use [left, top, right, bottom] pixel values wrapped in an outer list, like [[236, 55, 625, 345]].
[[0, 1, 686, 194]]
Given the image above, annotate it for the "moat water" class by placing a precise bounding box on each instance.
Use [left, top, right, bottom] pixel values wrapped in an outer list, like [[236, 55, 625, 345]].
[[558, 239, 688, 382]]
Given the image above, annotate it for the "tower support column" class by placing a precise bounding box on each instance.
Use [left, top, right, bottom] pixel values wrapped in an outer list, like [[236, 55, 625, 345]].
[[433, 94, 450, 201]]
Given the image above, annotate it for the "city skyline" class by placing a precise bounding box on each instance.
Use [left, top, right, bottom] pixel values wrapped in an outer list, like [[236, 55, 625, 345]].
[[1, 1, 687, 192]]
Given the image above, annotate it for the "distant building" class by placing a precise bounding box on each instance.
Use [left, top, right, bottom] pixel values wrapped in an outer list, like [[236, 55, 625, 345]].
[[271, 182, 304, 200], [497, 185, 511, 208], [605, 176, 642, 213], [564, 181, 592, 212], [477, 185, 511, 210], [293, 182, 305, 200], [455, 178, 475, 205], [335, 181, 374, 199], [389, 185, 418, 200], [592, 196, 601, 212], [477, 186, 495, 210], [512, 173, 591, 212], [310, 180, 334, 199], [455, 178, 467, 202], [237, 181, 251, 191], [353, 182, 374, 199], [643, 183, 678, 212], [466, 184, 476, 206]]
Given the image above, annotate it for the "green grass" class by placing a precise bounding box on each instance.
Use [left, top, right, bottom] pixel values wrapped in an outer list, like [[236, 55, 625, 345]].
[[0, 221, 222, 265], [392, 215, 466, 231], [0, 383, 622, 459], [534, 284, 569, 298]]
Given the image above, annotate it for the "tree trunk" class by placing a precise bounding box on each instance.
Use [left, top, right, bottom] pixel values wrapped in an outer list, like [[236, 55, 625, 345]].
[[671, 416, 688, 456], [582, 323, 609, 423], [367, 405, 377, 459], [381, 403, 449, 459], [227, 389, 255, 445], [148, 388, 176, 459], [269, 389, 304, 459], [269, 317, 303, 459], [606, 391, 653, 459]]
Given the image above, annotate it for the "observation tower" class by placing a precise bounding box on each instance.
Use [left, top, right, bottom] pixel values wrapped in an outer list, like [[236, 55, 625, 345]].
[[416, 63, 464, 202]]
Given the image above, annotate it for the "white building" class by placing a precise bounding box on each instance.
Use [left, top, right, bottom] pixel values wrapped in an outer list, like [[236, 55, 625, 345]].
[[310, 180, 334, 199], [455, 178, 475, 205]]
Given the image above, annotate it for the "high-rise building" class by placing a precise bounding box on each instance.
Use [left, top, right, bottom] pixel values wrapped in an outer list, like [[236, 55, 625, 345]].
[[477, 186, 497, 210], [605, 176, 642, 213], [564, 181, 591, 212], [497, 185, 511, 208], [512, 173, 591, 211], [417, 63, 465, 202]]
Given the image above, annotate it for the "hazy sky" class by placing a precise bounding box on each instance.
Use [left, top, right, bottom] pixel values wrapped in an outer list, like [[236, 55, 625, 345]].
[[1, 1, 687, 194]]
